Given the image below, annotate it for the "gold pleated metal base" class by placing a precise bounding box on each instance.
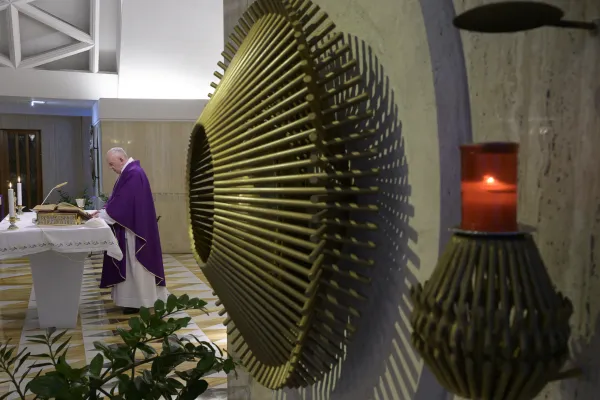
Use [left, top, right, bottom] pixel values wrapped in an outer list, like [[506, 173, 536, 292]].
[[411, 232, 573, 400]]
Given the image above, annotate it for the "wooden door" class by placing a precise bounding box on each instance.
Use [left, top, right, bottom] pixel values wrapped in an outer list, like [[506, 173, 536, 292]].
[[0, 130, 43, 209]]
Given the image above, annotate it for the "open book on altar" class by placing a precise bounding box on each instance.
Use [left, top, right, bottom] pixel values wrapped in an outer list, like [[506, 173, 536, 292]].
[[33, 203, 91, 225]]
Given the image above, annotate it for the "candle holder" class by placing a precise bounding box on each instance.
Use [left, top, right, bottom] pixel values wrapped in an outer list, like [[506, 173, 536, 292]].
[[17, 205, 24, 216], [7, 216, 18, 231], [410, 142, 578, 400]]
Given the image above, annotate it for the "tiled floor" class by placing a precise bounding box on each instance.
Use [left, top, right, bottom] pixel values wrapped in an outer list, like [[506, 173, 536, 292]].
[[0, 253, 227, 399]]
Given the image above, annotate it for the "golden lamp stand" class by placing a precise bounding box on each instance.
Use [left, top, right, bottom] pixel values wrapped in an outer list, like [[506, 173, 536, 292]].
[[410, 142, 581, 400], [7, 216, 18, 231]]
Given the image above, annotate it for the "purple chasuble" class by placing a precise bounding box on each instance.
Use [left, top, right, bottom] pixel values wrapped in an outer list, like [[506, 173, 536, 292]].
[[100, 161, 166, 288]]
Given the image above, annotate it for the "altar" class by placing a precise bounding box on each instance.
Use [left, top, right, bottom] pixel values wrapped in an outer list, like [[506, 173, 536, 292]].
[[0, 212, 122, 328]]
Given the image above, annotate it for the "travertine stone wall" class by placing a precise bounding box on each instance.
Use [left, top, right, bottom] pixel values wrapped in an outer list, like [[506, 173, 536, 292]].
[[225, 0, 600, 399]]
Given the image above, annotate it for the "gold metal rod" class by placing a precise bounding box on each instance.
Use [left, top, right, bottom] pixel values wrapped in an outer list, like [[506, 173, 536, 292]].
[[210, 80, 310, 149], [308, 21, 335, 47], [214, 186, 378, 195], [320, 75, 362, 100], [213, 128, 314, 167], [213, 159, 314, 180], [213, 143, 315, 173], [325, 249, 374, 267], [320, 233, 376, 248], [321, 279, 367, 302], [323, 92, 370, 115], [323, 263, 371, 283], [213, 112, 316, 158], [214, 195, 378, 212], [212, 250, 303, 325], [209, 259, 298, 356], [215, 172, 321, 187], [209, 13, 286, 107], [320, 217, 378, 230], [318, 59, 358, 86], [234, 25, 248, 40], [213, 201, 313, 222], [214, 219, 314, 267], [206, 271, 280, 364], [299, 5, 320, 26], [212, 244, 305, 314], [312, 31, 343, 59], [214, 168, 379, 187], [303, 11, 328, 36], [316, 44, 350, 71], [214, 226, 313, 283], [308, 239, 326, 262], [310, 224, 327, 241], [205, 268, 287, 365], [213, 229, 311, 291], [320, 130, 377, 146], [204, 27, 298, 126], [215, 214, 315, 251], [206, 15, 285, 115], [313, 149, 378, 163], [324, 110, 375, 130]]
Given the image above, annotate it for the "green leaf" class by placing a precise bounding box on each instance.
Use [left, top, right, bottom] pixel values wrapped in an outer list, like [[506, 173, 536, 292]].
[[4, 348, 14, 362], [154, 299, 165, 313], [179, 294, 190, 306], [55, 354, 74, 379], [117, 373, 130, 393], [196, 353, 216, 373], [180, 379, 208, 400], [51, 330, 68, 345], [167, 377, 184, 389], [14, 351, 30, 373], [128, 316, 142, 332], [93, 341, 113, 360], [89, 353, 103, 377], [55, 336, 72, 356], [28, 374, 70, 397], [136, 343, 156, 358], [166, 294, 178, 313], [27, 334, 47, 341], [30, 362, 53, 369], [46, 327, 57, 338], [139, 307, 152, 323], [223, 358, 236, 374]]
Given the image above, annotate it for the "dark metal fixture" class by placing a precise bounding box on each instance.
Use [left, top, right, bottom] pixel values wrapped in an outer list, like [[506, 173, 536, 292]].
[[454, 1, 598, 33]]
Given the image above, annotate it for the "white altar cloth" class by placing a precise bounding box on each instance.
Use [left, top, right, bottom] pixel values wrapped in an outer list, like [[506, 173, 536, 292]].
[[0, 212, 123, 328]]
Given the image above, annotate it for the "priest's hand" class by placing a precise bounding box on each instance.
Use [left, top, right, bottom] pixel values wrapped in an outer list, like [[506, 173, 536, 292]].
[[89, 210, 100, 218]]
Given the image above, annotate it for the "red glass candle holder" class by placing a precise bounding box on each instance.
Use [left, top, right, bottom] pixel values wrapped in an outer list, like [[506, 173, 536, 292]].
[[460, 142, 518, 232]]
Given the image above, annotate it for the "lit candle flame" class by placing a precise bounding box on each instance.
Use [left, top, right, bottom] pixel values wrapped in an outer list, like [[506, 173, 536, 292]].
[[17, 176, 20, 183], [9, 182, 12, 189], [485, 176, 496, 185]]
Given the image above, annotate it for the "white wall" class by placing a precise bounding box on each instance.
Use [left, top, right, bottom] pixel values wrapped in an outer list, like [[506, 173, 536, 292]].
[[0, 68, 118, 100], [98, 98, 207, 121], [117, 0, 224, 99]]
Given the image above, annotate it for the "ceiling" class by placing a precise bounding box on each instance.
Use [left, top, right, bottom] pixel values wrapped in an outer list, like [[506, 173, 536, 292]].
[[0, 0, 119, 72]]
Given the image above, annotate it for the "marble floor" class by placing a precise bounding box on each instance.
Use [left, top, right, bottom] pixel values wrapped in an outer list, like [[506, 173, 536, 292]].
[[0, 253, 227, 399]]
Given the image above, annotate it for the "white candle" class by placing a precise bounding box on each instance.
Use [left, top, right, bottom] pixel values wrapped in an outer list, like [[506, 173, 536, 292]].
[[16, 176, 22, 206], [7, 184, 15, 218]]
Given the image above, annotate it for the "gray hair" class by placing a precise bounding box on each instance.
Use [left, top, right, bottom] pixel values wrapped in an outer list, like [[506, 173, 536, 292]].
[[107, 147, 128, 159]]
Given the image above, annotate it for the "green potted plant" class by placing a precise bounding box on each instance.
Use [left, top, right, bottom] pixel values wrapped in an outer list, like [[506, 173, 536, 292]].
[[57, 188, 95, 209], [0, 294, 235, 399]]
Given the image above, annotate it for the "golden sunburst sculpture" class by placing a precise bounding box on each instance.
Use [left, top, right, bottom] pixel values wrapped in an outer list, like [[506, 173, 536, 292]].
[[187, 0, 379, 389]]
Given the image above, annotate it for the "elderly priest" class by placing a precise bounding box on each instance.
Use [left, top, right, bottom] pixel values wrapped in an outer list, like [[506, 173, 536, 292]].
[[92, 147, 167, 314]]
